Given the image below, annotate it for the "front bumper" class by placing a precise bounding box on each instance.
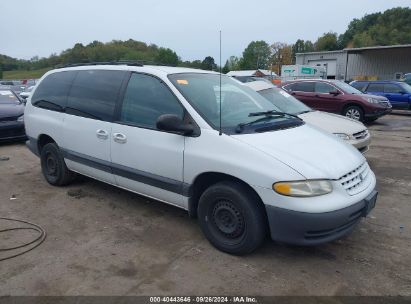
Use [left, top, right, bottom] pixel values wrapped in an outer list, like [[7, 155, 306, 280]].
[[265, 189, 378, 245], [0, 121, 26, 142], [365, 107, 392, 119]]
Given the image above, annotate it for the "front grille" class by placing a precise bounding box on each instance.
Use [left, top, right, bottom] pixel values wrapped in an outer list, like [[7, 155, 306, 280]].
[[338, 162, 371, 196], [379, 101, 391, 108], [353, 129, 368, 140]]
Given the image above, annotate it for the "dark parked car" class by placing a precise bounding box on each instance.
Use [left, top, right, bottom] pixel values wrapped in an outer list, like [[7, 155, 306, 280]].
[[350, 80, 411, 110], [281, 79, 392, 122], [0, 89, 26, 142]]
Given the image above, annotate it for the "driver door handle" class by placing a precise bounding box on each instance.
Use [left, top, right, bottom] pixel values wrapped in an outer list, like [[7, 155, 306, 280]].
[[113, 133, 127, 144], [96, 129, 108, 140]]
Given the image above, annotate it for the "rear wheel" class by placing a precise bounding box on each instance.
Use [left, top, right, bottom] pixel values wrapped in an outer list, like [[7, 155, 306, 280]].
[[343, 105, 364, 121], [40, 143, 76, 186], [197, 181, 267, 255]]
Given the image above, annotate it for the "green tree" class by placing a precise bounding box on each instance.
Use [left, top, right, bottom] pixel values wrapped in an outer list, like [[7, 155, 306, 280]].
[[304, 40, 314, 52], [338, 7, 411, 48], [156, 48, 179, 65], [222, 60, 230, 74], [314, 32, 339, 51], [201, 56, 216, 70], [240, 40, 271, 70]]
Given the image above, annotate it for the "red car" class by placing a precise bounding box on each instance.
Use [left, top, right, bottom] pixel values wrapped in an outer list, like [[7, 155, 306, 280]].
[[281, 79, 392, 122]]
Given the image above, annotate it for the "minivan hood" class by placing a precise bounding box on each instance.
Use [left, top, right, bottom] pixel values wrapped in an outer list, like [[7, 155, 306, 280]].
[[0, 103, 24, 119], [299, 111, 366, 135], [232, 124, 365, 180]]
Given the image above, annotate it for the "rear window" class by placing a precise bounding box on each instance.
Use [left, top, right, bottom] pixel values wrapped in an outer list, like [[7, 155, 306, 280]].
[[367, 83, 384, 92], [31, 71, 77, 111], [66, 70, 127, 121]]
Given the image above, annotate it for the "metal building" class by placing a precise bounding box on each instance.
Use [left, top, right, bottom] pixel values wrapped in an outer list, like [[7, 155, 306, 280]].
[[295, 44, 411, 82]]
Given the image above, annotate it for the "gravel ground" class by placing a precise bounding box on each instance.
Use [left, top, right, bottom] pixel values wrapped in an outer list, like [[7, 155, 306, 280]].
[[0, 113, 410, 296]]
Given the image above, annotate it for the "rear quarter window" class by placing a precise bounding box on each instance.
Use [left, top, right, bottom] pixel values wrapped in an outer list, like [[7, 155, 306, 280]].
[[31, 71, 77, 111]]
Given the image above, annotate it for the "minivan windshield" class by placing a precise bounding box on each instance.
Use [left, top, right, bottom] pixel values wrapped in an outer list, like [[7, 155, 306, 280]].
[[331, 80, 363, 94], [168, 73, 302, 134], [258, 88, 312, 115]]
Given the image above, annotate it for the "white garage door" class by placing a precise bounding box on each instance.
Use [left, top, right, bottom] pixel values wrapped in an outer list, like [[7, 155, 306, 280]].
[[308, 59, 337, 78]]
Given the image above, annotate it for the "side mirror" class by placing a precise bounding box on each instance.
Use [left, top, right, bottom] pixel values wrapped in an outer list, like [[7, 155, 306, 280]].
[[329, 90, 340, 96], [156, 114, 194, 135]]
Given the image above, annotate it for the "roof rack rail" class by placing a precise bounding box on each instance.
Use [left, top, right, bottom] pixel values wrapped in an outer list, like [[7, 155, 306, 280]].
[[57, 61, 144, 68]]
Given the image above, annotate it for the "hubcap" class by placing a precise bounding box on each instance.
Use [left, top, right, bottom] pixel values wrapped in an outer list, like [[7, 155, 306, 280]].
[[212, 201, 244, 238], [346, 109, 360, 120], [46, 153, 57, 176]]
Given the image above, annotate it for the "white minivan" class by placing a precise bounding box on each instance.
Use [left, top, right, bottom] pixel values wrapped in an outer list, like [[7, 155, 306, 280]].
[[24, 64, 378, 254]]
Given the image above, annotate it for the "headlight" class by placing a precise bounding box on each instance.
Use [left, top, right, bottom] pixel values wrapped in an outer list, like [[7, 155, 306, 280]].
[[334, 133, 350, 140], [273, 180, 333, 197], [17, 115, 24, 122], [363, 96, 381, 104]]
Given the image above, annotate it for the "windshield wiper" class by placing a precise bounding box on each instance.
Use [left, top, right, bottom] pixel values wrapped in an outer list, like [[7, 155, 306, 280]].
[[248, 110, 301, 120], [235, 111, 301, 133], [296, 110, 311, 114]]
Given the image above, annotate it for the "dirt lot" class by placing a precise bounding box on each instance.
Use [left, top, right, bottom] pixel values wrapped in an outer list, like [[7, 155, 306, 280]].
[[1, 114, 410, 296]]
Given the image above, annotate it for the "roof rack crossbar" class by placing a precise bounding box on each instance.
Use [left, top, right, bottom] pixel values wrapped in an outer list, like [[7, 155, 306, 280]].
[[58, 61, 144, 68]]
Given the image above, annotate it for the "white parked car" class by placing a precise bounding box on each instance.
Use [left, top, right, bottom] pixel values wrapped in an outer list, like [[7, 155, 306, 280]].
[[19, 86, 35, 100], [245, 81, 371, 153], [24, 64, 378, 254]]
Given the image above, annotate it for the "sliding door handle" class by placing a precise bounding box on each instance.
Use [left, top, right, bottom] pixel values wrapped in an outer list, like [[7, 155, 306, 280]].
[[96, 129, 108, 140], [113, 133, 127, 144]]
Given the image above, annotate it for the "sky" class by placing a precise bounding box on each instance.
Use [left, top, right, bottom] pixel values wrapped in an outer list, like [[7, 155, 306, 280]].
[[1, 0, 410, 63]]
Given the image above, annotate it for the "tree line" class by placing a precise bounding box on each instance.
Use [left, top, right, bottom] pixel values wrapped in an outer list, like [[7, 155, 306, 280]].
[[1, 6, 409, 78]]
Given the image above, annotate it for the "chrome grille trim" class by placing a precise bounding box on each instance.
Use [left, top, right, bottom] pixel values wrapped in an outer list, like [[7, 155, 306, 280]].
[[338, 162, 371, 195], [353, 129, 368, 140]]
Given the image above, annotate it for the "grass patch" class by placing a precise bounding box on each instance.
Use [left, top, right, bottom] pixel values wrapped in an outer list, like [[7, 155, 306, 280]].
[[2, 68, 51, 80]]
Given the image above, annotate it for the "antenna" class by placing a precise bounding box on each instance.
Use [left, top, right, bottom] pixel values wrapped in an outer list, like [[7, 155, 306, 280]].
[[219, 30, 222, 136]]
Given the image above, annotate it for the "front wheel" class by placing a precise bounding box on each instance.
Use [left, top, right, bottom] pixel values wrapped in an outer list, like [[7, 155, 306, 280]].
[[197, 181, 267, 255], [343, 105, 364, 121]]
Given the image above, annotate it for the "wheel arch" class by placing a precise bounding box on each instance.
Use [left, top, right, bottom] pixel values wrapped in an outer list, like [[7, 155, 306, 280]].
[[37, 134, 56, 153], [187, 171, 267, 219], [342, 102, 364, 114]]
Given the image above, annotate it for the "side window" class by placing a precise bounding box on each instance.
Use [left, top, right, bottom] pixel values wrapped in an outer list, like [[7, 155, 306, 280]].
[[67, 70, 126, 121], [31, 71, 76, 111], [295, 82, 315, 92], [384, 84, 402, 93], [367, 83, 384, 92], [315, 82, 336, 93], [283, 83, 297, 92], [120, 73, 184, 129]]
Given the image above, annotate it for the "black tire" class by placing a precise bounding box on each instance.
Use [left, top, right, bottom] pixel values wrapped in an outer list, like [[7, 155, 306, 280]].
[[40, 143, 75, 186], [343, 105, 364, 122], [197, 181, 267, 255]]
